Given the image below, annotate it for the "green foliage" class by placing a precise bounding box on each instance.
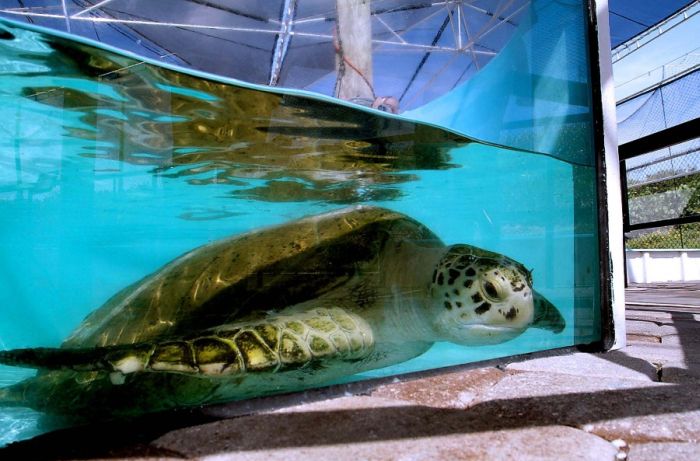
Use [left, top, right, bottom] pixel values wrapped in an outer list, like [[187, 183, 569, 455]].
[[626, 222, 700, 249], [625, 171, 700, 249], [627, 172, 700, 224]]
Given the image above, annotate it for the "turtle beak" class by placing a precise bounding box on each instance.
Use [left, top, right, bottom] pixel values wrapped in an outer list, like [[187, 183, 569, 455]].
[[532, 290, 565, 333]]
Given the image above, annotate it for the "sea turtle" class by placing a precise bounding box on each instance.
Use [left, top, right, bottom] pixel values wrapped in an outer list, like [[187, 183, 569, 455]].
[[0, 206, 564, 418]]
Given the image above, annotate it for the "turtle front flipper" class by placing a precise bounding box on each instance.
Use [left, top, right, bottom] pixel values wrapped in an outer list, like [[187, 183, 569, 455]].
[[0, 307, 375, 385]]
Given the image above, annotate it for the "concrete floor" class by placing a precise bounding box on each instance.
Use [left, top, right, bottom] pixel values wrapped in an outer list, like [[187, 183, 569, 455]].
[[1, 283, 699, 460]]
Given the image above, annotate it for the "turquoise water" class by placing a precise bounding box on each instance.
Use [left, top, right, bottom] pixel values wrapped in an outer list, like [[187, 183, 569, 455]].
[[0, 19, 600, 445]]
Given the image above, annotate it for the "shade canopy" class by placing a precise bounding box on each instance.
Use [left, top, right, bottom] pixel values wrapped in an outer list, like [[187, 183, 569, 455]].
[[0, 0, 535, 112], [1, 1, 691, 109], [609, 0, 694, 48]]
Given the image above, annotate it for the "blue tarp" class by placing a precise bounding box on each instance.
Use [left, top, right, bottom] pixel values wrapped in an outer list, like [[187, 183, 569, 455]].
[[618, 69, 700, 145], [406, 0, 593, 165]]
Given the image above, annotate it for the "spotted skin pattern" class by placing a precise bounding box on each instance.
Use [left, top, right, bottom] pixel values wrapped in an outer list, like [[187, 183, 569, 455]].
[[430, 245, 534, 330]]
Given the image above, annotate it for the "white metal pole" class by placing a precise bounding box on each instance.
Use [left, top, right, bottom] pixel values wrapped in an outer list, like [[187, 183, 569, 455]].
[[60, 0, 71, 32], [595, 0, 626, 349]]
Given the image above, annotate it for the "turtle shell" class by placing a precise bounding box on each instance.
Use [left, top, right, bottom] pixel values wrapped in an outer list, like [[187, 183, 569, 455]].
[[63, 206, 443, 348]]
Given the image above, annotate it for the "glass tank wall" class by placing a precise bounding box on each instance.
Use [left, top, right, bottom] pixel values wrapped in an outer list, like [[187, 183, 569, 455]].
[[0, 0, 602, 445]]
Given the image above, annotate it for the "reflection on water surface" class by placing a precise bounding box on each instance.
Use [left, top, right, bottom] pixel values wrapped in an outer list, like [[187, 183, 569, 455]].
[[10, 31, 471, 204]]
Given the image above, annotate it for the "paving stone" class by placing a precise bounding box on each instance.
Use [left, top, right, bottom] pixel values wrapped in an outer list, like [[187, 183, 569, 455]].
[[584, 413, 700, 445], [625, 310, 674, 323], [621, 343, 692, 365], [625, 319, 700, 343], [660, 334, 700, 347], [627, 442, 700, 460], [474, 370, 661, 402], [152, 396, 618, 461], [506, 351, 659, 381], [625, 283, 700, 307], [469, 371, 700, 443], [664, 320, 700, 336], [659, 362, 700, 384], [625, 320, 676, 338], [370, 367, 506, 408], [193, 427, 620, 461], [627, 334, 661, 344], [271, 394, 411, 413], [625, 311, 700, 324]]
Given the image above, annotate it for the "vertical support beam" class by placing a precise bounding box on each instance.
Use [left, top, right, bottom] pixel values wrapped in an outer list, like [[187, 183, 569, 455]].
[[620, 159, 630, 231], [61, 0, 71, 32], [334, 0, 374, 102], [642, 252, 650, 283], [620, 158, 630, 286], [269, 0, 297, 86], [680, 251, 688, 282], [591, 0, 626, 349]]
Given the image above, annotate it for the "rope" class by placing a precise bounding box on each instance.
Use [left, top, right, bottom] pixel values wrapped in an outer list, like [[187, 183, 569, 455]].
[[332, 22, 399, 113], [333, 23, 376, 99]]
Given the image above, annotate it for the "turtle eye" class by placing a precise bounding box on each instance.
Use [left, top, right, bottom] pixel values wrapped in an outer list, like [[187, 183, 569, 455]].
[[481, 279, 505, 302]]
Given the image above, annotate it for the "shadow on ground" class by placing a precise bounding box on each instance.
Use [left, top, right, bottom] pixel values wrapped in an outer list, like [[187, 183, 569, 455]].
[[598, 311, 699, 381], [1, 382, 698, 459]]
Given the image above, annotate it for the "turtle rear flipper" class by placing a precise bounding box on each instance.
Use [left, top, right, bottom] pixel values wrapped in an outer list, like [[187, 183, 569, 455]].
[[0, 345, 153, 385], [0, 383, 25, 407], [0, 307, 375, 385]]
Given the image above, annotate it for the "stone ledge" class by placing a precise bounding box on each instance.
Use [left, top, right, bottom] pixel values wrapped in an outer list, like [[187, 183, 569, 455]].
[[659, 363, 700, 383], [627, 334, 661, 344], [151, 396, 619, 461], [625, 320, 677, 338], [623, 343, 700, 366], [627, 442, 700, 460], [469, 371, 700, 443], [369, 367, 506, 408], [506, 351, 659, 382], [188, 426, 619, 461], [625, 311, 700, 324], [660, 334, 700, 346]]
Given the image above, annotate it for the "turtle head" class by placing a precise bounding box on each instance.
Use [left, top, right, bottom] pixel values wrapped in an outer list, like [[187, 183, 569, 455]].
[[428, 244, 565, 346]]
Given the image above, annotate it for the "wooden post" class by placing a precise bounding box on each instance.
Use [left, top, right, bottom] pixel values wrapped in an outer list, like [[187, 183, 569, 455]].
[[334, 0, 374, 103]]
